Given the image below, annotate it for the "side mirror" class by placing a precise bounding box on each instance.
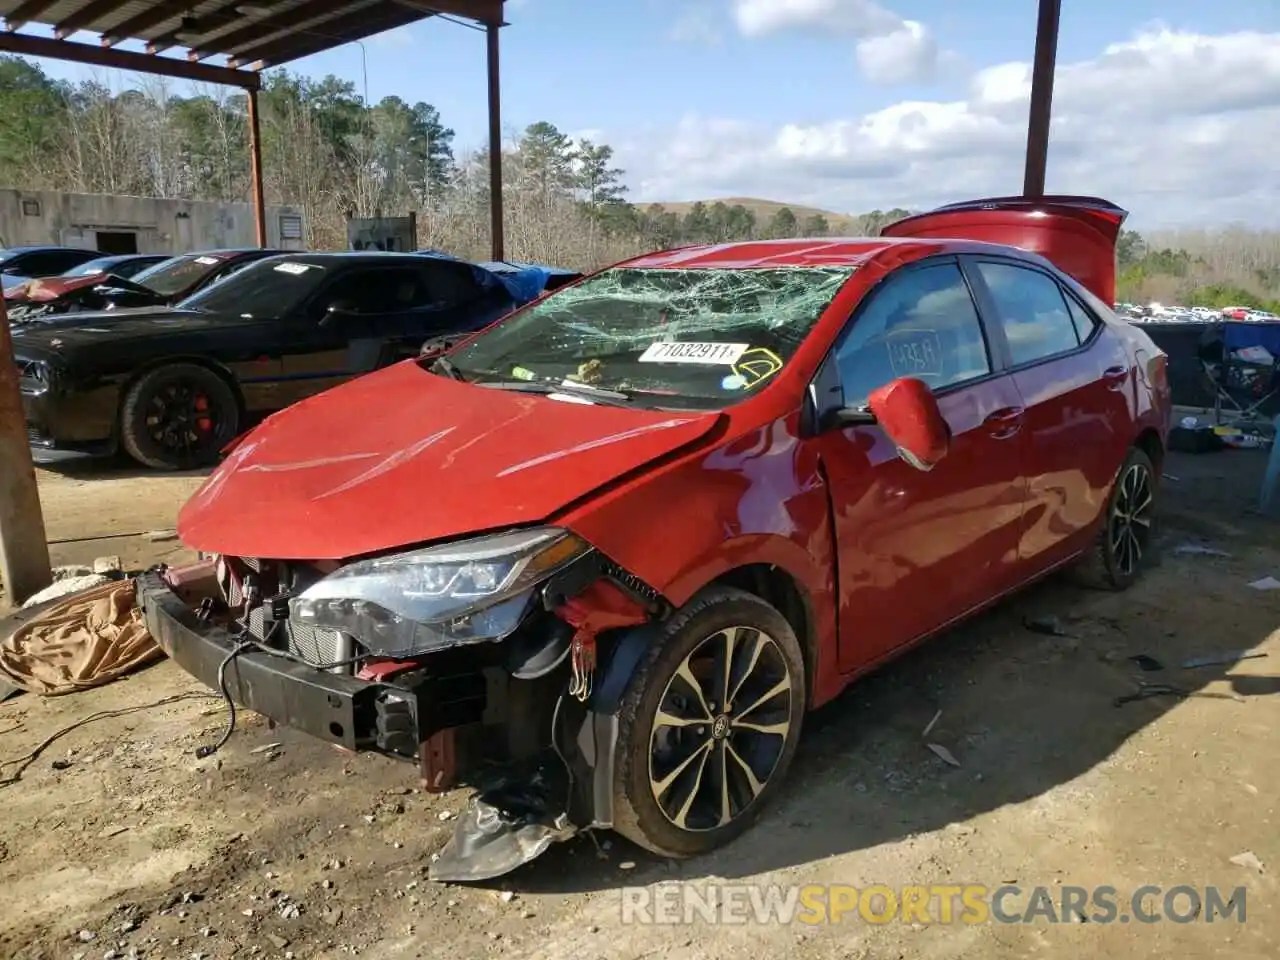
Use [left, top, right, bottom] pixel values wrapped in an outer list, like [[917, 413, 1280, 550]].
[[866, 377, 951, 471]]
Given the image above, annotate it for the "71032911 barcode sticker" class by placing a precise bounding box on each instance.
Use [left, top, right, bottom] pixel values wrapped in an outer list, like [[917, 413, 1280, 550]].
[[638, 342, 749, 365]]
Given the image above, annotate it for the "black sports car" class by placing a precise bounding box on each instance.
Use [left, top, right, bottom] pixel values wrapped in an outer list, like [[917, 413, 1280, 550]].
[[16, 251, 533, 471]]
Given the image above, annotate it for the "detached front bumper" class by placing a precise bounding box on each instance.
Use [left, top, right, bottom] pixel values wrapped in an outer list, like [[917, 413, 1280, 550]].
[[135, 571, 485, 758]]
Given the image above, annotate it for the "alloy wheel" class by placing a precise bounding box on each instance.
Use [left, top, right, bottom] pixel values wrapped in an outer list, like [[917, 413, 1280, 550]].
[[144, 380, 225, 461], [1108, 462, 1154, 577], [647, 625, 795, 832]]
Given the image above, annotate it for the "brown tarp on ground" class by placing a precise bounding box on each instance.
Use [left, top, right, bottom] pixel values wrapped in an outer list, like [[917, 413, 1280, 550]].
[[0, 578, 161, 696]]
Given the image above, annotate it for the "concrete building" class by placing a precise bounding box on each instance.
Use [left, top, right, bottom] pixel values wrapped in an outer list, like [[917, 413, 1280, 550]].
[[0, 189, 305, 254]]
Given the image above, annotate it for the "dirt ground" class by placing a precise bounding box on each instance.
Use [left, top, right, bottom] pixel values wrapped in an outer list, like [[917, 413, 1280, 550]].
[[2, 445, 1279, 960]]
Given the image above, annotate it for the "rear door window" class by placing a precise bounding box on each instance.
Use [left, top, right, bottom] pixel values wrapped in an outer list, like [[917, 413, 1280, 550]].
[[420, 260, 485, 306], [1064, 293, 1099, 344], [972, 261, 1081, 367]]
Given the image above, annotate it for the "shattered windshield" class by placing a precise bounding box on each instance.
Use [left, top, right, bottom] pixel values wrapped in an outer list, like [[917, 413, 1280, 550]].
[[445, 266, 856, 409]]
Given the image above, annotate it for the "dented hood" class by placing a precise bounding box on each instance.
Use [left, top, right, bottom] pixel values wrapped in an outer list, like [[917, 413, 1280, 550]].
[[177, 360, 722, 560]]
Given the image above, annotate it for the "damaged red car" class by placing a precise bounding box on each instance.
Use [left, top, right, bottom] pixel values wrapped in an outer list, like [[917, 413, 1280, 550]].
[[139, 196, 1171, 881]]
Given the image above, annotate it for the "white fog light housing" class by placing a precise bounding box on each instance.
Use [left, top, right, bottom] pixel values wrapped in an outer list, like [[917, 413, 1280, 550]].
[[290, 527, 590, 658]]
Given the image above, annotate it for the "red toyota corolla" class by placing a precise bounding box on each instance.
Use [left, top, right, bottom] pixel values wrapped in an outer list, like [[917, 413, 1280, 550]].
[[139, 196, 1171, 881]]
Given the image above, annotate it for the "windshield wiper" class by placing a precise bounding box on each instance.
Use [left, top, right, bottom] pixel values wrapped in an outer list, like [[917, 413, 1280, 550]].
[[430, 355, 467, 381], [478, 379, 634, 407]]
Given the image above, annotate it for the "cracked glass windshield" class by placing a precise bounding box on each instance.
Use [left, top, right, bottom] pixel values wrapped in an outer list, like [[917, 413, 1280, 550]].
[[443, 265, 856, 409]]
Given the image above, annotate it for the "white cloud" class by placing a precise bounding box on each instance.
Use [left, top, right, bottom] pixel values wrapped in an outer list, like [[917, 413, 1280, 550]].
[[670, 5, 723, 45], [369, 26, 415, 48], [731, 0, 941, 84], [613, 28, 1280, 227]]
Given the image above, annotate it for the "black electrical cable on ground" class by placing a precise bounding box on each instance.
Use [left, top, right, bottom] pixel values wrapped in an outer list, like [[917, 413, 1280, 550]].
[[0, 691, 218, 788], [194, 638, 253, 759]]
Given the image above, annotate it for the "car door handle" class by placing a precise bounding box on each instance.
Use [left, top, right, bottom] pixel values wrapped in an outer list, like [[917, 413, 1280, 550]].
[[983, 406, 1025, 439], [1102, 365, 1129, 387]]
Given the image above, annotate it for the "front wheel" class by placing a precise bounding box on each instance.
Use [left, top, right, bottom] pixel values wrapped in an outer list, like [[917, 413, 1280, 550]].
[[611, 587, 806, 857], [119, 363, 240, 471]]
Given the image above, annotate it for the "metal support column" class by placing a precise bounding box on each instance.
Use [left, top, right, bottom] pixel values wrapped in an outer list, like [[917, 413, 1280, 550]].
[[486, 22, 505, 262], [1023, 0, 1062, 198], [248, 86, 267, 247], [0, 296, 52, 606]]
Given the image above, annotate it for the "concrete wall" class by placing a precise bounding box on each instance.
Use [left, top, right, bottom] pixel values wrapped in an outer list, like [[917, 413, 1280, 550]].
[[0, 189, 306, 253]]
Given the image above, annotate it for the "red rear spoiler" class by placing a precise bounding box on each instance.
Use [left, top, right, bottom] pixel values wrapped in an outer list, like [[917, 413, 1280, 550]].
[[881, 195, 1128, 306]]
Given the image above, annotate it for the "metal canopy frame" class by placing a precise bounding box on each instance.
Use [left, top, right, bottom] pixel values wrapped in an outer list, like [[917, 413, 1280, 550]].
[[0, 0, 511, 603], [0, 0, 1066, 606], [0, 0, 508, 254]]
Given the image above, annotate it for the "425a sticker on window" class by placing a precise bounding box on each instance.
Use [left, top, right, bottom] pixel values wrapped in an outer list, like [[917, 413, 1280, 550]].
[[638, 341, 749, 364]]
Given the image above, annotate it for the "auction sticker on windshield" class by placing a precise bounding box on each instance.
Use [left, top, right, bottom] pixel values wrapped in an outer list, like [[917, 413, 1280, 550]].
[[194, 256, 219, 265], [639, 342, 749, 364], [273, 262, 313, 275]]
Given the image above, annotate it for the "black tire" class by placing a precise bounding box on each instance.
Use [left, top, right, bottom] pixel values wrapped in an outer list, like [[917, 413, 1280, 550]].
[[611, 587, 806, 858], [1072, 446, 1160, 590], [119, 363, 240, 471]]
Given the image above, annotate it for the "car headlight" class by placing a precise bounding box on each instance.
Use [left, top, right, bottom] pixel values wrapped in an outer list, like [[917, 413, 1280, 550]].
[[290, 527, 590, 658]]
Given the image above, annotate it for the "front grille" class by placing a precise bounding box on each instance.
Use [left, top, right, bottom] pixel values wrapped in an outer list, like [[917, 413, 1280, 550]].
[[242, 604, 352, 670], [218, 555, 356, 672]]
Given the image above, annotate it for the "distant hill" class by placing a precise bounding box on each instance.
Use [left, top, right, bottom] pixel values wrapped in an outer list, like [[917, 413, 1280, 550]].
[[643, 197, 863, 234]]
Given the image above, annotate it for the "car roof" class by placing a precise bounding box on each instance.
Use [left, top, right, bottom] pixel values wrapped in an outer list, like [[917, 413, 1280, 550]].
[[182, 247, 286, 258], [0, 245, 92, 255], [620, 236, 1053, 271], [256, 251, 452, 266]]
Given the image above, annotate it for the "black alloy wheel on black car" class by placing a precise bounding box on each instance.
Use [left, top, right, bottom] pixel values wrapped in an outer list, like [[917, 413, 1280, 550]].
[[611, 587, 806, 857], [120, 362, 240, 471]]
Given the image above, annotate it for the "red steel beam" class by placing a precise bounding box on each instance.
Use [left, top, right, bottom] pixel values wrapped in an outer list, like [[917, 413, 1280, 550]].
[[0, 30, 261, 87]]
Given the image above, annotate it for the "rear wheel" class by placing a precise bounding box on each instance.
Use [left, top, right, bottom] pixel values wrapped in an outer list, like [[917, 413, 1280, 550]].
[[1074, 446, 1159, 590], [611, 587, 806, 857], [119, 363, 240, 471]]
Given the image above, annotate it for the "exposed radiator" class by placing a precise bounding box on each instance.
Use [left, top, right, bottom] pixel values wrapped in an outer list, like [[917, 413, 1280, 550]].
[[219, 556, 356, 673]]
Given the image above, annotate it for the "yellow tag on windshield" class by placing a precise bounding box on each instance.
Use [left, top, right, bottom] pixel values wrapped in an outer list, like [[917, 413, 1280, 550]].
[[732, 347, 783, 388]]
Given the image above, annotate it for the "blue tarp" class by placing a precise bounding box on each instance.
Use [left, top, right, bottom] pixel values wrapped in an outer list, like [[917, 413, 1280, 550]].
[[416, 249, 552, 306], [1223, 321, 1280, 358]]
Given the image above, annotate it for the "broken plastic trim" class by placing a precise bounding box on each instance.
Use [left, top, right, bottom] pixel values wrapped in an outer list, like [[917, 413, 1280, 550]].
[[429, 765, 577, 882], [430, 574, 658, 883]]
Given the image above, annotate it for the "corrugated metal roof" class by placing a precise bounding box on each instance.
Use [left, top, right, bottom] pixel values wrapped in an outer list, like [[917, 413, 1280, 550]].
[[0, 0, 502, 80]]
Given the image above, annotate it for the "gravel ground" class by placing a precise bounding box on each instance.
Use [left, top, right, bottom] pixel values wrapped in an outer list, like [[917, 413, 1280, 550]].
[[1, 447, 1278, 960]]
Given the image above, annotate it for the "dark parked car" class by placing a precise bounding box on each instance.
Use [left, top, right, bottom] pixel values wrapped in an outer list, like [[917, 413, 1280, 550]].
[[4, 253, 170, 321], [84, 248, 286, 311], [0, 245, 105, 293], [138, 195, 1171, 881], [16, 251, 542, 470]]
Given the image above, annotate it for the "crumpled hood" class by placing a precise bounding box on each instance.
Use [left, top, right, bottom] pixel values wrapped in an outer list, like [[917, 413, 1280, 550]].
[[178, 360, 723, 560], [6, 274, 99, 302]]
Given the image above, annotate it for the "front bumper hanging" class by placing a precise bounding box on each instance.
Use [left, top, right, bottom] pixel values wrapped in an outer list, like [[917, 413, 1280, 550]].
[[135, 571, 484, 758]]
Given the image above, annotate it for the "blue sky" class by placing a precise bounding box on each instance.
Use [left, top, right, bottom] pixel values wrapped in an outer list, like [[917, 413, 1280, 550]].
[[18, 0, 1280, 225]]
